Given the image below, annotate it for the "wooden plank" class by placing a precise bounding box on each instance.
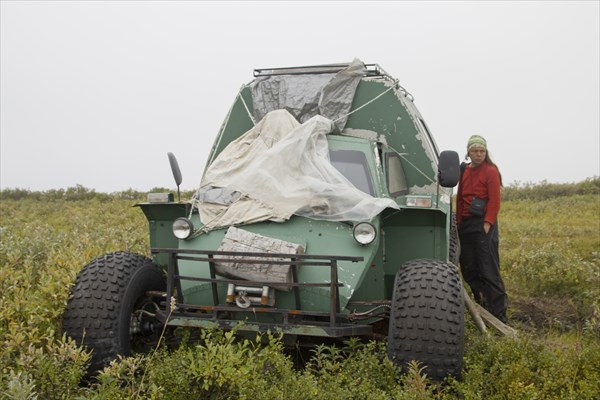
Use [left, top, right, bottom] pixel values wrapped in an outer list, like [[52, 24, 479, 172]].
[[215, 227, 304, 291], [463, 287, 518, 337], [463, 287, 488, 336]]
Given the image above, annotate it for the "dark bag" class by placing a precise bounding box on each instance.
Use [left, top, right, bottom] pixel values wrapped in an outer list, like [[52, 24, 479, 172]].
[[469, 197, 487, 217]]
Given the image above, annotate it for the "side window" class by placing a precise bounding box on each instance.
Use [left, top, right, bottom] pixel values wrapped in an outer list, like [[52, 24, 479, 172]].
[[386, 153, 408, 196], [329, 150, 375, 196]]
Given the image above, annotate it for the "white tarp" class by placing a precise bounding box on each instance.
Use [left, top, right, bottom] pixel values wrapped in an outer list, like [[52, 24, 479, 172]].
[[195, 109, 398, 232]]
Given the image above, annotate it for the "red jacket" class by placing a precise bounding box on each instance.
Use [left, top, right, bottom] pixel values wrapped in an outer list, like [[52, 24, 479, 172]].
[[456, 162, 501, 225]]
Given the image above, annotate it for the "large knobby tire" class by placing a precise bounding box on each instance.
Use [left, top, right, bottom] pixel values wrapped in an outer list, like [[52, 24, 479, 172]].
[[449, 212, 460, 265], [387, 259, 464, 382], [62, 251, 166, 376]]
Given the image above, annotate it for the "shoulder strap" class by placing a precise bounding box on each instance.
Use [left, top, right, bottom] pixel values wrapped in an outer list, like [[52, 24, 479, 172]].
[[460, 162, 468, 179]]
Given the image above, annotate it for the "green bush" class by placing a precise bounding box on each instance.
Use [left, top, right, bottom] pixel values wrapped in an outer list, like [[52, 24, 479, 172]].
[[83, 330, 317, 400], [0, 186, 196, 202], [452, 333, 600, 400], [502, 177, 599, 201]]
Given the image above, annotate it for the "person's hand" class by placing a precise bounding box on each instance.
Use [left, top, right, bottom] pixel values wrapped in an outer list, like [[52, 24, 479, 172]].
[[484, 222, 492, 234]]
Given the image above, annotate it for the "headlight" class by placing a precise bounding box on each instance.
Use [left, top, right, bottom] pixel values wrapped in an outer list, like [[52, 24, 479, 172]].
[[172, 218, 194, 240], [353, 222, 376, 245]]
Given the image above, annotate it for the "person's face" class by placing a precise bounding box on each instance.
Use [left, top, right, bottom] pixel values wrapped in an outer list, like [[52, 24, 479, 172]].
[[468, 147, 486, 166]]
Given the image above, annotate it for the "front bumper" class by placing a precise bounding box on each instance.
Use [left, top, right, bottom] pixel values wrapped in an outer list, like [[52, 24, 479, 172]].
[[150, 247, 384, 337]]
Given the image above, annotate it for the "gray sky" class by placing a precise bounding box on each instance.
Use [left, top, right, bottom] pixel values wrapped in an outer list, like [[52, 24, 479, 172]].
[[1, 1, 599, 192]]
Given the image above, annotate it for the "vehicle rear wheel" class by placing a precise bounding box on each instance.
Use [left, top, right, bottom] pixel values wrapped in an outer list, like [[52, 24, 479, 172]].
[[387, 259, 464, 381], [62, 251, 166, 376], [449, 212, 460, 265]]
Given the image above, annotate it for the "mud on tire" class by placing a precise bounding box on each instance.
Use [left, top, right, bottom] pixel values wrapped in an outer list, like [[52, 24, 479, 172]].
[[62, 251, 166, 376], [387, 259, 464, 381]]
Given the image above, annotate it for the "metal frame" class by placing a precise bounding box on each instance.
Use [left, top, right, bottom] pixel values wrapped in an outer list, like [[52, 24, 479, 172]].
[[253, 63, 393, 80], [151, 248, 374, 337]]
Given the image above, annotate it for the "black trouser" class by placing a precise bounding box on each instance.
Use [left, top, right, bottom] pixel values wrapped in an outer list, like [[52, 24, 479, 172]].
[[458, 217, 508, 322]]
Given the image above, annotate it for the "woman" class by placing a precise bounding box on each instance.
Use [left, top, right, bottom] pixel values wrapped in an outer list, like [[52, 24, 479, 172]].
[[456, 134, 508, 323]]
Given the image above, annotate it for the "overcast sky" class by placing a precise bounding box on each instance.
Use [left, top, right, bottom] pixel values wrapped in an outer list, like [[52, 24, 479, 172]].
[[1, 1, 598, 192]]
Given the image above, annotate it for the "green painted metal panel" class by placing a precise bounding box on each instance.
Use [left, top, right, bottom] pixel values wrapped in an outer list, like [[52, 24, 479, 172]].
[[345, 80, 438, 189], [136, 203, 188, 266], [205, 87, 255, 169]]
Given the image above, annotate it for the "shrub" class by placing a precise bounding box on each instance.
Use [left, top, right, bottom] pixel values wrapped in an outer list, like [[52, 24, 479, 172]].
[[84, 329, 312, 400], [502, 177, 599, 201], [452, 333, 600, 399]]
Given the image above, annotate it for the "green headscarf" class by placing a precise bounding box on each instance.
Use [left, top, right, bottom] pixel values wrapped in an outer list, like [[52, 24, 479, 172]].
[[467, 135, 487, 150]]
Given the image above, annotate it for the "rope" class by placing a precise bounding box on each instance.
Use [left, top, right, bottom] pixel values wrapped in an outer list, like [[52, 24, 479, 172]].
[[387, 144, 436, 185], [205, 89, 238, 169], [333, 79, 399, 124], [207, 85, 255, 166], [399, 154, 436, 184], [193, 86, 255, 215], [239, 87, 257, 126], [332, 80, 435, 184]]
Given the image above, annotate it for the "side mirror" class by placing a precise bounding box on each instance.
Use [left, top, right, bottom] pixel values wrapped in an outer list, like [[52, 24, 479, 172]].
[[167, 152, 183, 201], [438, 150, 460, 188]]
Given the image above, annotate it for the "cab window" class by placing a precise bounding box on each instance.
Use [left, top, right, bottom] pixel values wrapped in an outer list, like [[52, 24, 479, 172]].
[[329, 150, 374, 196], [386, 153, 408, 196]]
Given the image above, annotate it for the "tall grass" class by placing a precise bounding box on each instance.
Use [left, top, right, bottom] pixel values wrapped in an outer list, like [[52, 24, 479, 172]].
[[1, 180, 599, 399], [501, 183, 599, 328]]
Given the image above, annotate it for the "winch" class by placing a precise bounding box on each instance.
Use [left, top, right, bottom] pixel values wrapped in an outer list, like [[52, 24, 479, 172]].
[[226, 284, 275, 308]]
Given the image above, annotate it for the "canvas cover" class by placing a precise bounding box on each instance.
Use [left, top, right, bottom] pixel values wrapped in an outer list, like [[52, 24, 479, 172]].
[[195, 109, 398, 232], [251, 58, 365, 131]]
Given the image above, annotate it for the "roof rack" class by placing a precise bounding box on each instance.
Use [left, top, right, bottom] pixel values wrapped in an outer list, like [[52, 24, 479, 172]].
[[253, 63, 394, 81]]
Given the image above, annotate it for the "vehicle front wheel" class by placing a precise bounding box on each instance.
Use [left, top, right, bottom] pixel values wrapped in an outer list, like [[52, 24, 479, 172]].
[[62, 251, 166, 376], [387, 259, 464, 381]]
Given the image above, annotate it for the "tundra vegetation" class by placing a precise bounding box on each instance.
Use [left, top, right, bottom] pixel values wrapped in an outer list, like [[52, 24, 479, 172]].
[[1, 178, 599, 399]]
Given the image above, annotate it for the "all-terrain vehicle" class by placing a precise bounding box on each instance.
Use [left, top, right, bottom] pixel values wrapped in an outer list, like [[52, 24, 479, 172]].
[[63, 60, 464, 381]]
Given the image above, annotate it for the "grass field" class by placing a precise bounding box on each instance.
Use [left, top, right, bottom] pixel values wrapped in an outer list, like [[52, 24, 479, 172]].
[[1, 179, 598, 399]]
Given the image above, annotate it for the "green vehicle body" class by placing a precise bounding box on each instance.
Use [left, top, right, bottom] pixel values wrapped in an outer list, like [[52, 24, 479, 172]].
[[63, 62, 464, 380]]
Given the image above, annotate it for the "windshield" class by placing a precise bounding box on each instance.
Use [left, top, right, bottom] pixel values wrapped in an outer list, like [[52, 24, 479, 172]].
[[329, 149, 375, 196]]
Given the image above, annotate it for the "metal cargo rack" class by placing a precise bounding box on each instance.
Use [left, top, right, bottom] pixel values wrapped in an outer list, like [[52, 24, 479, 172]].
[[151, 248, 375, 337], [253, 63, 394, 81]]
